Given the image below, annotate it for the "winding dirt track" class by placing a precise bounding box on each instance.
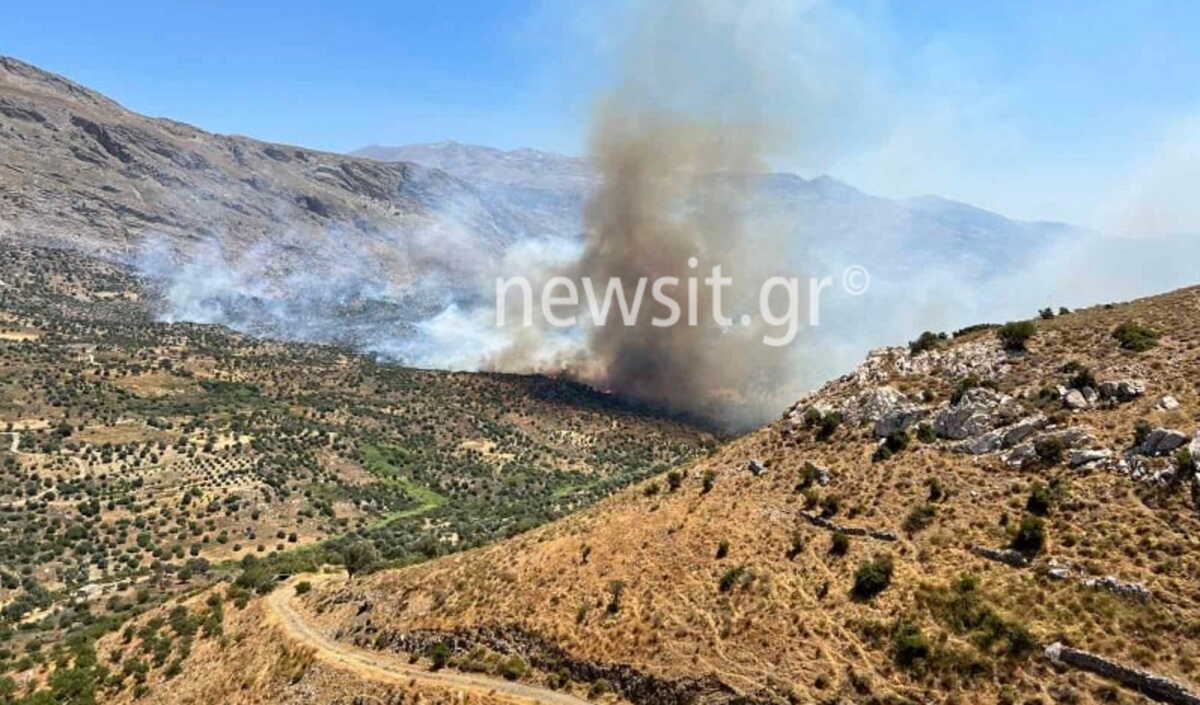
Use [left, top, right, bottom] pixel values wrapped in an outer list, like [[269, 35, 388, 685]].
[[265, 575, 592, 705]]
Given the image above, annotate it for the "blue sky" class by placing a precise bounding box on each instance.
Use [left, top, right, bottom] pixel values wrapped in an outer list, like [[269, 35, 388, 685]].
[[5, 0, 1200, 228]]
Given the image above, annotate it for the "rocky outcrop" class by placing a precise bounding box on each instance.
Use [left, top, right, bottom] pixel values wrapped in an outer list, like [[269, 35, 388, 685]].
[[874, 405, 928, 438], [1045, 643, 1200, 705], [800, 513, 898, 541], [1063, 388, 1091, 410], [1139, 428, 1189, 456], [933, 387, 1023, 440], [841, 386, 908, 427], [1099, 379, 1147, 403], [351, 624, 778, 705], [1003, 427, 1098, 468], [1068, 448, 1113, 467], [1082, 576, 1152, 601], [971, 545, 1030, 568], [954, 413, 1047, 455]]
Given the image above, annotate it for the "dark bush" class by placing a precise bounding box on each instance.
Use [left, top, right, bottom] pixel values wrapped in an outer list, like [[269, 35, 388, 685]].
[[1066, 365, 1097, 390], [1034, 437, 1064, 466], [1134, 419, 1152, 447], [997, 321, 1037, 352], [1010, 517, 1045, 556], [852, 554, 894, 599], [816, 412, 843, 441], [909, 331, 947, 355], [1112, 321, 1159, 352], [428, 641, 452, 670], [718, 565, 748, 593], [892, 619, 931, 667], [903, 504, 937, 533]]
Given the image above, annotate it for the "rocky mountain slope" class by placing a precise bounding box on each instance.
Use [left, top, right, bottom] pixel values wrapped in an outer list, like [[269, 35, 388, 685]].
[[0, 57, 527, 257], [299, 288, 1200, 705], [353, 140, 1084, 281], [92, 283, 1200, 705]]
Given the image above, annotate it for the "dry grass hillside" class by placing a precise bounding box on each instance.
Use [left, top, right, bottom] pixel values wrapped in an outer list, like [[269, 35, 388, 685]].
[[284, 286, 1200, 705]]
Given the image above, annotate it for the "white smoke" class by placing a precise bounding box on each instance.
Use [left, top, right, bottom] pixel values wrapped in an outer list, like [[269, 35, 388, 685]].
[[131, 0, 1200, 431]]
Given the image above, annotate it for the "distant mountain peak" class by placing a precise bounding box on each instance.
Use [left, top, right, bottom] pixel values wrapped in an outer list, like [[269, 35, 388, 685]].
[[351, 141, 594, 191]]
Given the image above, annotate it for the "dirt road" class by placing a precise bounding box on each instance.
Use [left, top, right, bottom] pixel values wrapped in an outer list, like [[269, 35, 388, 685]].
[[265, 575, 592, 705]]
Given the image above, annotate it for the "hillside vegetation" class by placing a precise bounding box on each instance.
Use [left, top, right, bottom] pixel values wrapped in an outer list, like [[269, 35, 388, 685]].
[[0, 245, 712, 702], [275, 285, 1200, 705]]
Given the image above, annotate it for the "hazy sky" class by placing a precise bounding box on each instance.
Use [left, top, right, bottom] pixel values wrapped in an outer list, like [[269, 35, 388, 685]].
[[6, 0, 1200, 229]]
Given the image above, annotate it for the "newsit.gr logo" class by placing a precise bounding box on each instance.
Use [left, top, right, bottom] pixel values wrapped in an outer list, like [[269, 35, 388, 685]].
[[495, 259, 870, 347]]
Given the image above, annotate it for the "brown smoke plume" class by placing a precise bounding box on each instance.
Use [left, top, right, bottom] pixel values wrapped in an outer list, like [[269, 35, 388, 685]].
[[561, 0, 811, 428]]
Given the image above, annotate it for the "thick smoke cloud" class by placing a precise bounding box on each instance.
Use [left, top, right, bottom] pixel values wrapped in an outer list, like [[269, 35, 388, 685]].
[[135, 0, 1200, 432], [548, 0, 818, 428]]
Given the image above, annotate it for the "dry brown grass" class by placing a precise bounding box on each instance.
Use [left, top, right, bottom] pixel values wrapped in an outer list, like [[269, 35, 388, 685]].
[[300, 286, 1200, 705]]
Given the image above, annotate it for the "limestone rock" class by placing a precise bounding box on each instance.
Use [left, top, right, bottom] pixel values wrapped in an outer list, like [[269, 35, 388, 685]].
[[1063, 389, 1090, 410], [1068, 448, 1112, 467], [1083, 575, 1151, 601], [1139, 427, 1189, 456], [933, 387, 1020, 441], [873, 405, 928, 438], [1099, 379, 1146, 402], [971, 545, 1029, 567], [1158, 395, 1181, 411], [954, 414, 1047, 455], [841, 386, 909, 427]]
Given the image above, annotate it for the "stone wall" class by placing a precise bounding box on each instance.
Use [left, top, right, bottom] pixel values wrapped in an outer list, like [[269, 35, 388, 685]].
[[1045, 643, 1200, 705]]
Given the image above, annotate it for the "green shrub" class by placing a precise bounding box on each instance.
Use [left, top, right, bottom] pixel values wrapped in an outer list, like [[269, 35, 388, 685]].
[[797, 462, 824, 490], [953, 323, 1000, 338], [1025, 482, 1057, 516], [830, 532, 850, 556], [718, 566, 748, 593], [909, 331, 946, 355], [852, 554, 894, 599], [427, 641, 452, 671], [997, 321, 1037, 352], [1010, 517, 1045, 556], [605, 580, 625, 614], [892, 618, 931, 667], [1112, 321, 1160, 352], [701, 470, 716, 494], [715, 540, 729, 559], [341, 540, 380, 578], [951, 374, 996, 405], [501, 655, 528, 681], [1034, 437, 1064, 466], [786, 531, 805, 560], [1133, 419, 1153, 447], [294, 581, 312, 596], [816, 412, 843, 441], [666, 471, 683, 492], [903, 504, 937, 533], [1067, 365, 1097, 390]]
